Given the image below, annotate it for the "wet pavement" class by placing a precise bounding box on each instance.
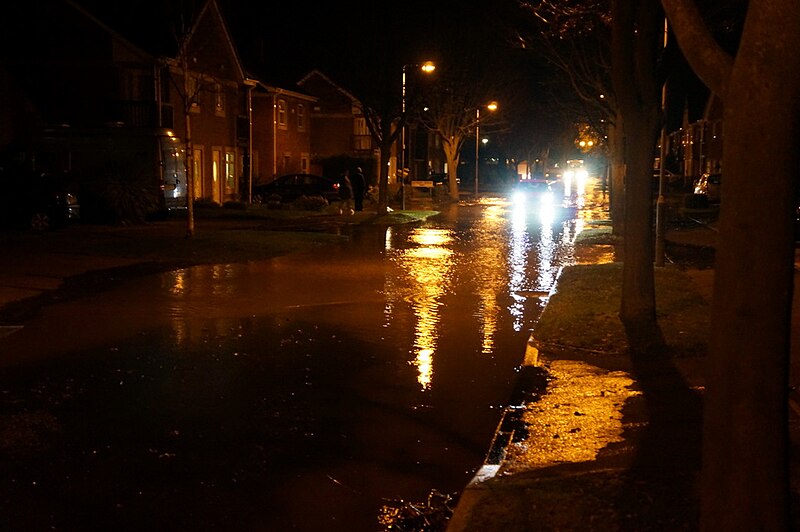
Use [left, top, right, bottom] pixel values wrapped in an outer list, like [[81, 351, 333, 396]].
[[0, 184, 611, 530]]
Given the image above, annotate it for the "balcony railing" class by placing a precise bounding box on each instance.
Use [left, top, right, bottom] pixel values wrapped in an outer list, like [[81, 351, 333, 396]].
[[353, 134, 372, 152], [103, 101, 175, 129]]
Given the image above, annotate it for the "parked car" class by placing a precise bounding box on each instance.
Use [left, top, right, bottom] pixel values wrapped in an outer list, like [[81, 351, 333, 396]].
[[252, 173, 341, 204], [0, 168, 80, 230], [693, 173, 722, 203]]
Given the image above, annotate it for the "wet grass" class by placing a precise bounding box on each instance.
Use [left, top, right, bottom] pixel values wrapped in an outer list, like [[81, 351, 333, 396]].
[[533, 262, 710, 356]]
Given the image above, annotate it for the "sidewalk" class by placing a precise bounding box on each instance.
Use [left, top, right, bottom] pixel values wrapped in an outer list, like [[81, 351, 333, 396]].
[[447, 222, 800, 531]]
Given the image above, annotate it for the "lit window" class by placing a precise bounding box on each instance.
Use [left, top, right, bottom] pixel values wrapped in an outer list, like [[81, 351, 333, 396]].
[[225, 151, 235, 194], [277, 99, 287, 129]]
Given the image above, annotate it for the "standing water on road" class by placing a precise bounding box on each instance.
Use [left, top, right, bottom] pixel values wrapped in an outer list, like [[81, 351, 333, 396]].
[[0, 180, 608, 530]]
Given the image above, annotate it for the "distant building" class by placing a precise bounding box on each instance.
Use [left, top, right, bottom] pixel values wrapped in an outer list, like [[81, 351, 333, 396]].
[[297, 70, 378, 179], [0, 0, 319, 209]]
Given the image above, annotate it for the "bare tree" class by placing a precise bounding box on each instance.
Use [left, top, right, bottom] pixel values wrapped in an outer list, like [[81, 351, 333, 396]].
[[417, 69, 502, 201], [661, 1, 800, 528], [610, 0, 665, 351], [163, 0, 239, 237], [360, 100, 402, 215]]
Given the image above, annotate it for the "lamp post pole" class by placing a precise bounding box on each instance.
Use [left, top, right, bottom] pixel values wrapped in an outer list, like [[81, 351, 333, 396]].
[[474, 101, 497, 199], [399, 61, 435, 211], [655, 17, 669, 267], [244, 79, 257, 204], [474, 107, 480, 198], [401, 64, 408, 210]]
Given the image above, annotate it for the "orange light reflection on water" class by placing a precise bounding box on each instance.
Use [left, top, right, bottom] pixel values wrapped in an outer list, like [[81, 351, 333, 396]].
[[386, 226, 454, 391]]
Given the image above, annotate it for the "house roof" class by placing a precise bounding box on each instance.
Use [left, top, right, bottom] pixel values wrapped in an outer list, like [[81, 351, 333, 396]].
[[297, 70, 362, 107]]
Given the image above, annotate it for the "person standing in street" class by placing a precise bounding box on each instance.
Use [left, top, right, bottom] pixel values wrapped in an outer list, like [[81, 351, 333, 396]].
[[338, 171, 354, 215], [351, 166, 366, 212]]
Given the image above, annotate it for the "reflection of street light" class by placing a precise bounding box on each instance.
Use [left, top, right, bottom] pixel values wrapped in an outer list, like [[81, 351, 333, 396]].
[[401, 61, 436, 209], [475, 101, 498, 198]]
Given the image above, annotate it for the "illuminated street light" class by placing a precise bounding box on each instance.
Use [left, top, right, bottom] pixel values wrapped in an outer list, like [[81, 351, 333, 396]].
[[401, 61, 436, 210], [475, 101, 498, 198]]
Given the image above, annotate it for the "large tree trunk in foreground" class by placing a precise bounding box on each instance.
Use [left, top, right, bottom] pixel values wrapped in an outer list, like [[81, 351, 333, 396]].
[[699, 10, 799, 531], [662, 0, 800, 528]]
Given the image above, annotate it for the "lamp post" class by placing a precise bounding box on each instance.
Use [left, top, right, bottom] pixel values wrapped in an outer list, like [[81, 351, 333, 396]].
[[243, 78, 257, 204], [474, 101, 498, 198], [400, 61, 435, 210]]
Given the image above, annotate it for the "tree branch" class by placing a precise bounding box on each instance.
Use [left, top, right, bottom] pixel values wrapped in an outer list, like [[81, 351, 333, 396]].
[[661, 0, 733, 98]]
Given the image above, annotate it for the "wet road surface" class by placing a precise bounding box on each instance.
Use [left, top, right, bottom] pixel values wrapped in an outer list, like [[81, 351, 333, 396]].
[[0, 181, 608, 530]]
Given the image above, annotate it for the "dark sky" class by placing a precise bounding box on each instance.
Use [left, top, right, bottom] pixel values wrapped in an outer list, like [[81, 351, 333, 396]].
[[220, 0, 524, 88]]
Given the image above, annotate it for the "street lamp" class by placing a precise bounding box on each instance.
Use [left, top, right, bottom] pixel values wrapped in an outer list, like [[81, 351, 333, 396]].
[[475, 101, 498, 198], [401, 61, 436, 209], [243, 78, 258, 204]]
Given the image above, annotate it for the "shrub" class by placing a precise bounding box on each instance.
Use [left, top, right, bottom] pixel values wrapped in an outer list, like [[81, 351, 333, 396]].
[[293, 194, 328, 211], [223, 200, 247, 210], [80, 169, 159, 225], [194, 198, 221, 209]]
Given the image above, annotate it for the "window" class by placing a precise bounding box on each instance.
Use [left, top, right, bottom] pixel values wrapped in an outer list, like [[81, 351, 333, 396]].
[[277, 99, 287, 129], [300, 154, 309, 173], [188, 76, 200, 112], [192, 147, 204, 199], [214, 83, 225, 116], [297, 103, 306, 131], [354, 117, 370, 150], [225, 151, 236, 195]]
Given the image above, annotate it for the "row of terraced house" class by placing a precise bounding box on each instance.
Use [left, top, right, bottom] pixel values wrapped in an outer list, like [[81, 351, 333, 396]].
[[0, 0, 376, 213]]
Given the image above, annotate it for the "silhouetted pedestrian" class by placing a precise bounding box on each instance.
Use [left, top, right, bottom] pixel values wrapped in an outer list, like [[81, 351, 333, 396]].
[[351, 166, 366, 211], [338, 171, 354, 215]]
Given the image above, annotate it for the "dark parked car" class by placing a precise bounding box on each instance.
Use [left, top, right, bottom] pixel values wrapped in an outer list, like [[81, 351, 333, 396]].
[[0, 169, 80, 230], [252, 173, 341, 204]]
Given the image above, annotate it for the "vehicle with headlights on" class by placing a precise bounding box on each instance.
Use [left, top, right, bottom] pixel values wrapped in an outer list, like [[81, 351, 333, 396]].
[[511, 179, 554, 205]]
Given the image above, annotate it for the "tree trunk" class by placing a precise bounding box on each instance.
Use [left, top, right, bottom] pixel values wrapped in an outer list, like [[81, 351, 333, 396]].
[[619, 109, 661, 349], [442, 139, 461, 201], [611, 0, 663, 351], [377, 137, 392, 214], [182, 56, 195, 238], [608, 114, 625, 235], [699, 6, 800, 529], [661, 0, 800, 527]]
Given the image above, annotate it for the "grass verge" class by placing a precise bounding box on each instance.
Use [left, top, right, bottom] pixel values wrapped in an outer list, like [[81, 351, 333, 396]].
[[533, 262, 710, 356]]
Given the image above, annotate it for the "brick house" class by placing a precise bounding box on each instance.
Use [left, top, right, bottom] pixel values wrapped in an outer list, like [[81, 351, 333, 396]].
[[1, 0, 316, 210], [297, 70, 378, 179], [248, 82, 318, 186]]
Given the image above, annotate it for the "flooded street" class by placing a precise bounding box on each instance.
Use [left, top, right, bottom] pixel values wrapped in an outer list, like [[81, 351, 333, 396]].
[[0, 180, 608, 531]]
